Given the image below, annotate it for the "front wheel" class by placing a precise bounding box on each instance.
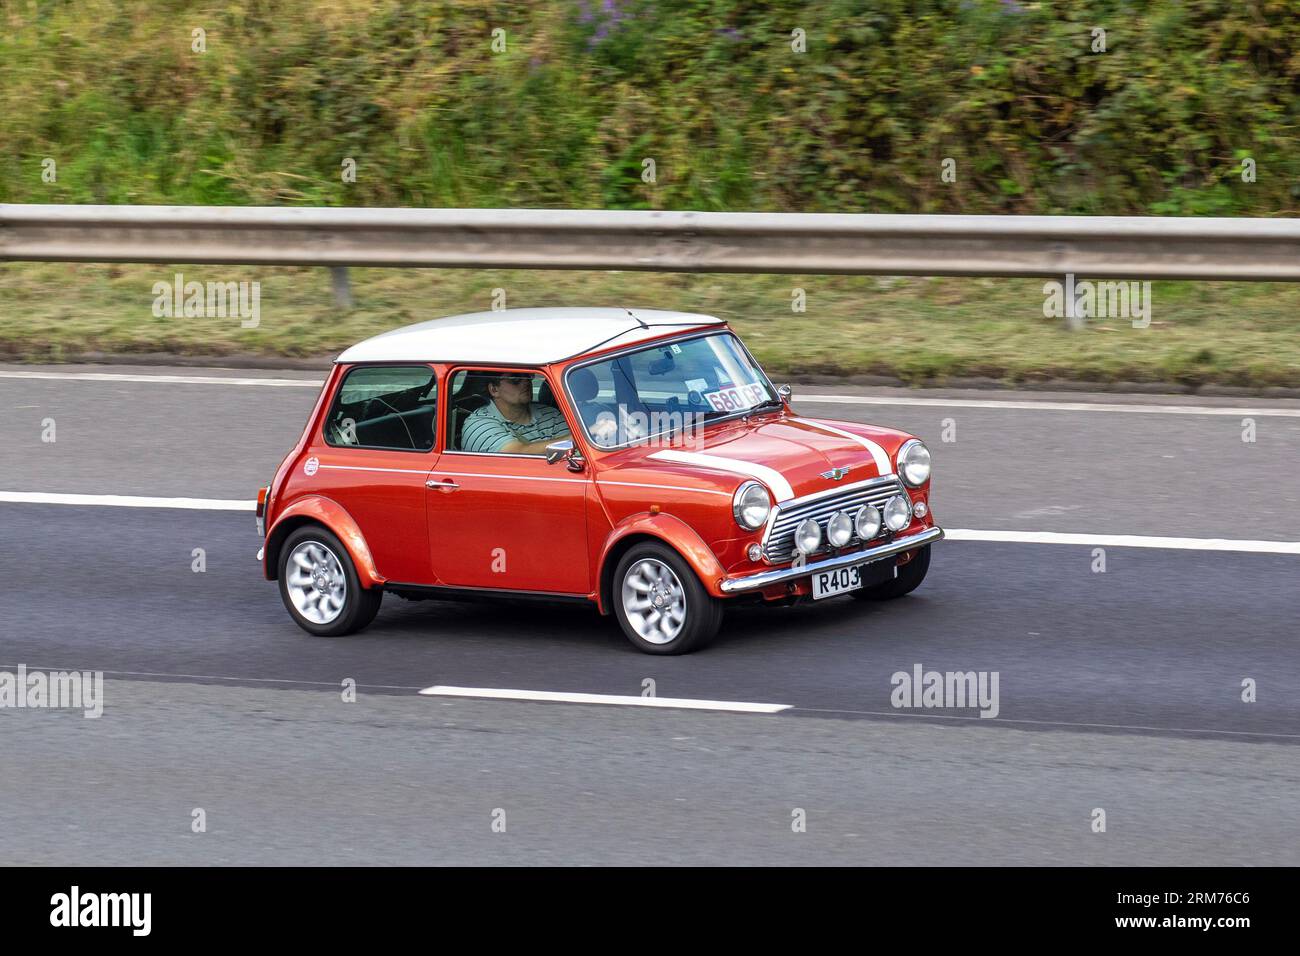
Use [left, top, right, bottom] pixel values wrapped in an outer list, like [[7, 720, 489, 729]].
[[613, 542, 722, 654], [852, 544, 931, 601], [278, 525, 382, 636]]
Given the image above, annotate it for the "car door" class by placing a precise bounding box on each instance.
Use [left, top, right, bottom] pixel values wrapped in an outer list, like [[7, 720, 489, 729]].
[[306, 363, 441, 585], [427, 367, 591, 594]]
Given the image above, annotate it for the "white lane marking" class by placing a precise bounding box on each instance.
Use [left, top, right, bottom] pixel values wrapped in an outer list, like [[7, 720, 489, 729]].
[[0, 491, 253, 510], [945, 528, 1300, 554], [419, 685, 792, 714], [794, 419, 891, 474], [5, 370, 1297, 419], [1, 491, 1298, 555], [6, 664, 1291, 739], [648, 449, 795, 501], [0, 370, 325, 387], [796, 394, 1300, 418]]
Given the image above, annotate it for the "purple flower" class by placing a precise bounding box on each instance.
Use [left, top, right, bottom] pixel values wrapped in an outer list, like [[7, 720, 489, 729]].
[[580, 0, 635, 48]]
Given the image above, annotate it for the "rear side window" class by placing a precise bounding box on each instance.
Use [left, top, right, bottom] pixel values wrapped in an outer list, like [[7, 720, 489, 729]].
[[325, 365, 437, 451]]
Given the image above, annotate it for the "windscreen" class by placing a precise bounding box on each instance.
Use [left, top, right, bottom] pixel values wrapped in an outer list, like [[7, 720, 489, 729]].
[[567, 333, 776, 447]]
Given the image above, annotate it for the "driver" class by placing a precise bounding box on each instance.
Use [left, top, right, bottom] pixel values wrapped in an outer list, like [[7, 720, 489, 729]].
[[461, 372, 571, 455]]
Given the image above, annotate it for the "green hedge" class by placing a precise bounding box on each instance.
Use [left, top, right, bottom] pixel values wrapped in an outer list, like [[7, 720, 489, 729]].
[[2, 0, 1297, 214]]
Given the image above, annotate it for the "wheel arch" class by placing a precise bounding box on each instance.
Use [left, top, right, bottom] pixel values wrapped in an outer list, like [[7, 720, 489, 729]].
[[596, 514, 727, 615], [264, 496, 384, 588]]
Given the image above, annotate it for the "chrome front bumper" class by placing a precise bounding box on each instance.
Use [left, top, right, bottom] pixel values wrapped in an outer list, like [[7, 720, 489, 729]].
[[718, 525, 944, 594]]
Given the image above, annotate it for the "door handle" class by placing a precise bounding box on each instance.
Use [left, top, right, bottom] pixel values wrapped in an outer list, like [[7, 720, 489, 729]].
[[426, 478, 460, 492]]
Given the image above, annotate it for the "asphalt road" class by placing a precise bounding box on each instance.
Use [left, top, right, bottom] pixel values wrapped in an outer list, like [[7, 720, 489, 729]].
[[6, 682, 1298, 866], [1, 364, 1297, 865], [2, 504, 1295, 738], [3, 364, 1300, 537]]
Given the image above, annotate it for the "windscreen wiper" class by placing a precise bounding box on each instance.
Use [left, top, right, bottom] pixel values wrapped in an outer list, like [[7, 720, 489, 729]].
[[743, 397, 786, 418]]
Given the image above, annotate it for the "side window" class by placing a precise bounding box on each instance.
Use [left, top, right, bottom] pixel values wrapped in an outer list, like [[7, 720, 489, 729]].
[[448, 368, 571, 455], [325, 365, 437, 451]]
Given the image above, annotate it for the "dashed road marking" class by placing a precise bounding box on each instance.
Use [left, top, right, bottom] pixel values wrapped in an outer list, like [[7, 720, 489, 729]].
[[3, 493, 1299, 554], [0, 370, 323, 387], [944, 528, 1300, 554], [796, 393, 1300, 417], [419, 685, 792, 714], [6, 369, 1297, 417], [0, 491, 253, 510]]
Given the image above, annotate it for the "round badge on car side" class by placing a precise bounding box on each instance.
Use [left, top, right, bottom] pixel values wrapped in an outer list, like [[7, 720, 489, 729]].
[[304, 456, 319, 476]]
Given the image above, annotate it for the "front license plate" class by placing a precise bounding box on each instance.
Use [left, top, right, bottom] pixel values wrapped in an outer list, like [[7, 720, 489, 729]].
[[812, 564, 861, 599], [811, 561, 896, 599]]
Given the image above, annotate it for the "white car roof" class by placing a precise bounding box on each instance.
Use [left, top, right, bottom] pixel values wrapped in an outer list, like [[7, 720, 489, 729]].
[[336, 307, 725, 365]]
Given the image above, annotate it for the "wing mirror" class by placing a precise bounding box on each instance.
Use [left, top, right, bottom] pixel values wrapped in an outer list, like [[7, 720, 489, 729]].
[[777, 383, 793, 403], [545, 439, 585, 472]]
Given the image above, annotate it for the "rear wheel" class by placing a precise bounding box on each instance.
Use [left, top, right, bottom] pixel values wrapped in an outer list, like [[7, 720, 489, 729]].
[[278, 525, 382, 636], [851, 545, 931, 601], [613, 542, 722, 655]]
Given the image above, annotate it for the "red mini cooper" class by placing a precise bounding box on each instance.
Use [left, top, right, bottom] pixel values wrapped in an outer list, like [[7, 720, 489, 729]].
[[257, 308, 942, 654]]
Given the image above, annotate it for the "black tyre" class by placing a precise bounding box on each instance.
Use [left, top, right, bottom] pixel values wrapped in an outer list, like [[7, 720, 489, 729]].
[[612, 541, 723, 654], [851, 544, 931, 601], [278, 525, 382, 636]]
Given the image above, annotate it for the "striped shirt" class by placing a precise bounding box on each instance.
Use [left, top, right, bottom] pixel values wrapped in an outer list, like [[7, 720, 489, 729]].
[[462, 400, 569, 453]]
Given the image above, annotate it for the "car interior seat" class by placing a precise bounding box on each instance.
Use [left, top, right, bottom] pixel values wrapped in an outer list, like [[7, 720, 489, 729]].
[[568, 366, 615, 427], [536, 379, 557, 408], [452, 372, 494, 449]]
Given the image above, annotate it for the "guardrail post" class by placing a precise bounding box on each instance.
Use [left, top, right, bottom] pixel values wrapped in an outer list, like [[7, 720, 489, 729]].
[[330, 266, 353, 309], [1063, 273, 1084, 331]]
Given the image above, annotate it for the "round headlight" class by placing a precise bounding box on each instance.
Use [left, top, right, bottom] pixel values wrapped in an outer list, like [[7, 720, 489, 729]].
[[795, 518, 822, 554], [855, 504, 882, 540], [826, 511, 853, 548], [884, 494, 912, 532], [732, 481, 771, 531], [898, 439, 932, 487]]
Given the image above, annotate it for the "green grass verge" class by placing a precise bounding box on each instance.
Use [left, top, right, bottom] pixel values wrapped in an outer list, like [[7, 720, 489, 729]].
[[3, 263, 1299, 389], [3, 1, 1298, 216]]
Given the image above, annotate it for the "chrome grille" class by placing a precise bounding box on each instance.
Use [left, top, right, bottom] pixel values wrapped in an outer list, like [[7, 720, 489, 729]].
[[762, 475, 906, 562]]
